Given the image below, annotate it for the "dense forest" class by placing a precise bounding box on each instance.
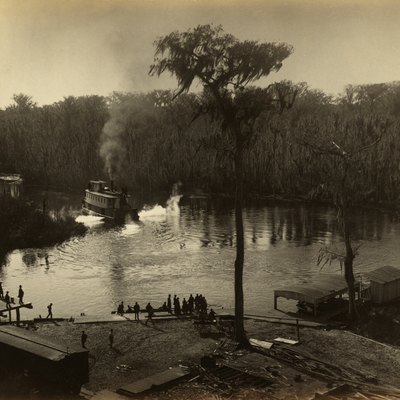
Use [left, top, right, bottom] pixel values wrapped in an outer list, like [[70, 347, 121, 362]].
[[1, 81, 399, 204]]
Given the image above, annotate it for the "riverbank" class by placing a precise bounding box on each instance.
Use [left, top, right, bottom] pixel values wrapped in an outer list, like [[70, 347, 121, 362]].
[[0, 196, 86, 262], [2, 317, 399, 399]]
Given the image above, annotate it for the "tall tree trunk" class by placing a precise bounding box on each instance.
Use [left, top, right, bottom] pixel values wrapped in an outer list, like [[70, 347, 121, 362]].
[[234, 147, 248, 345], [342, 206, 359, 322]]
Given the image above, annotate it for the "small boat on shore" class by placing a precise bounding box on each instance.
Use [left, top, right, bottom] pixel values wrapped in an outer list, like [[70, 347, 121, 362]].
[[82, 180, 139, 222]]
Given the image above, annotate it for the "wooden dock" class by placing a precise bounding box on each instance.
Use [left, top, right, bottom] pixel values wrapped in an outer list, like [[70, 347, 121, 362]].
[[274, 274, 360, 316], [74, 312, 191, 324], [0, 297, 33, 325]]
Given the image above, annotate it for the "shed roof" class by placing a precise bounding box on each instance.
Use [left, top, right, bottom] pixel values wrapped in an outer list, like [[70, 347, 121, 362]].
[[0, 173, 23, 183], [274, 274, 356, 305], [0, 326, 87, 361], [366, 265, 400, 284]]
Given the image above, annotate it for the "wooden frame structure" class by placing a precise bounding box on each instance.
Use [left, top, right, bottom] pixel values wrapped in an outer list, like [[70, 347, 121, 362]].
[[0, 298, 33, 325], [274, 274, 359, 316]]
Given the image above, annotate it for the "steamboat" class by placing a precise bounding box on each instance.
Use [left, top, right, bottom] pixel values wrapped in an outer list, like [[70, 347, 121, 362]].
[[82, 180, 139, 222]]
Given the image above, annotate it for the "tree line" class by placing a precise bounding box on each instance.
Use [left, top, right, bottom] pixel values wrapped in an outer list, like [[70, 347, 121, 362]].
[[0, 83, 399, 204]]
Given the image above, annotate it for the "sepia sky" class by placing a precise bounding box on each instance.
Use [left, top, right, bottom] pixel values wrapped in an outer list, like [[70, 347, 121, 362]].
[[1, 0, 400, 107]]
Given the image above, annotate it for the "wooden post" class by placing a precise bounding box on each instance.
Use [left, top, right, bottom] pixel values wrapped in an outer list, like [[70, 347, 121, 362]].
[[274, 294, 278, 310], [296, 319, 300, 342], [8, 309, 11, 323], [16, 308, 20, 326]]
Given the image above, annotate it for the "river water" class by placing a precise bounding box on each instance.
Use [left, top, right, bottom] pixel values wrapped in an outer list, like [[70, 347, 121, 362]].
[[1, 189, 400, 320]]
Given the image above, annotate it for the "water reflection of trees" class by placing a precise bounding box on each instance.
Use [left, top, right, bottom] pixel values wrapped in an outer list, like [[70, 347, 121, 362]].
[[190, 199, 392, 248]]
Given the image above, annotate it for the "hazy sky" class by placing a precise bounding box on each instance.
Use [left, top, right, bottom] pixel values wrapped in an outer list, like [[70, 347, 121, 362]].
[[1, 0, 400, 107]]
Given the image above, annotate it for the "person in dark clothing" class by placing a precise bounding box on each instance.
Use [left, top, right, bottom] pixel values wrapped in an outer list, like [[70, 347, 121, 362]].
[[133, 302, 140, 321], [173, 295, 177, 309], [4, 291, 11, 309], [81, 331, 88, 348], [126, 305, 134, 313], [203, 297, 208, 313], [175, 297, 181, 316], [198, 294, 207, 313], [209, 308, 216, 321], [46, 303, 53, 319], [194, 294, 199, 311], [182, 298, 188, 314], [0, 282, 3, 299], [167, 294, 172, 313], [161, 302, 168, 311], [18, 285, 24, 305], [109, 329, 114, 347], [145, 303, 154, 325], [188, 294, 194, 313], [117, 302, 125, 315]]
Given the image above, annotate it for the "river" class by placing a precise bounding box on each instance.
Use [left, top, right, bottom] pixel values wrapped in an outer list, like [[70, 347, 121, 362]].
[[1, 189, 399, 320]]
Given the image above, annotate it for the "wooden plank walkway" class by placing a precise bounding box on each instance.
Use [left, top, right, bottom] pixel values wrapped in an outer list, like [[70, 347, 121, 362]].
[[0, 297, 33, 324], [244, 314, 325, 328], [74, 312, 191, 324], [117, 367, 190, 396], [74, 315, 127, 324]]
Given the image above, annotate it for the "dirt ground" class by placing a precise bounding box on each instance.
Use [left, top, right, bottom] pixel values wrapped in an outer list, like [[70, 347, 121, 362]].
[[37, 319, 217, 393], [35, 318, 400, 399], [2, 317, 400, 400]]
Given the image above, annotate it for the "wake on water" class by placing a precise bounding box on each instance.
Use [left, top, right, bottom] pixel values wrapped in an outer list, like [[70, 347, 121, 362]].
[[75, 215, 105, 227], [138, 194, 182, 221]]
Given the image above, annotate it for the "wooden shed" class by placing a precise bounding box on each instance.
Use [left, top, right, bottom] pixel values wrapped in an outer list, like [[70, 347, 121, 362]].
[[0, 325, 89, 393], [0, 173, 23, 198], [367, 265, 400, 304], [274, 274, 358, 316]]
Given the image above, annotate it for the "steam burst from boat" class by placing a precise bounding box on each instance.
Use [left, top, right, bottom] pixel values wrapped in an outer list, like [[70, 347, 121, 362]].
[[166, 182, 182, 212], [139, 182, 182, 220]]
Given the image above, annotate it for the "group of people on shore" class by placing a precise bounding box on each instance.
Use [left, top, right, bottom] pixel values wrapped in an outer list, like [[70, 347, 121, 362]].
[[115, 293, 214, 325], [0, 282, 25, 309], [166, 293, 208, 315], [116, 301, 155, 325]]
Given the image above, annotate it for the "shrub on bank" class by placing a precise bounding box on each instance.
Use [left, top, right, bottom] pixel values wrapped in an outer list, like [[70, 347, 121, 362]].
[[0, 196, 86, 256]]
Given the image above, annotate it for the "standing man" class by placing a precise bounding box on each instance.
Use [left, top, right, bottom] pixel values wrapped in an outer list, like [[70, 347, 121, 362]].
[[133, 302, 140, 321], [4, 291, 11, 309], [81, 331, 88, 348], [46, 303, 53, 319], [145, 302, 154, 325], [188, 294, 194, 313], [0, 282, 3, 299], [167, 294, 172, 313], [175, 297, 181, 316], [109, 329, 114, 347], [18, 285, 24, 305]]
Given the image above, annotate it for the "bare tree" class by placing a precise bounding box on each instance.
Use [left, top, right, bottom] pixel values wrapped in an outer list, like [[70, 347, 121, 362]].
[[299, 114, 389, 321]]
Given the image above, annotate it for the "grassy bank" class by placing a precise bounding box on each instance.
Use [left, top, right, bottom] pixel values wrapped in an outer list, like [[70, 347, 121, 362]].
[[0, 196, 86, 261]]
